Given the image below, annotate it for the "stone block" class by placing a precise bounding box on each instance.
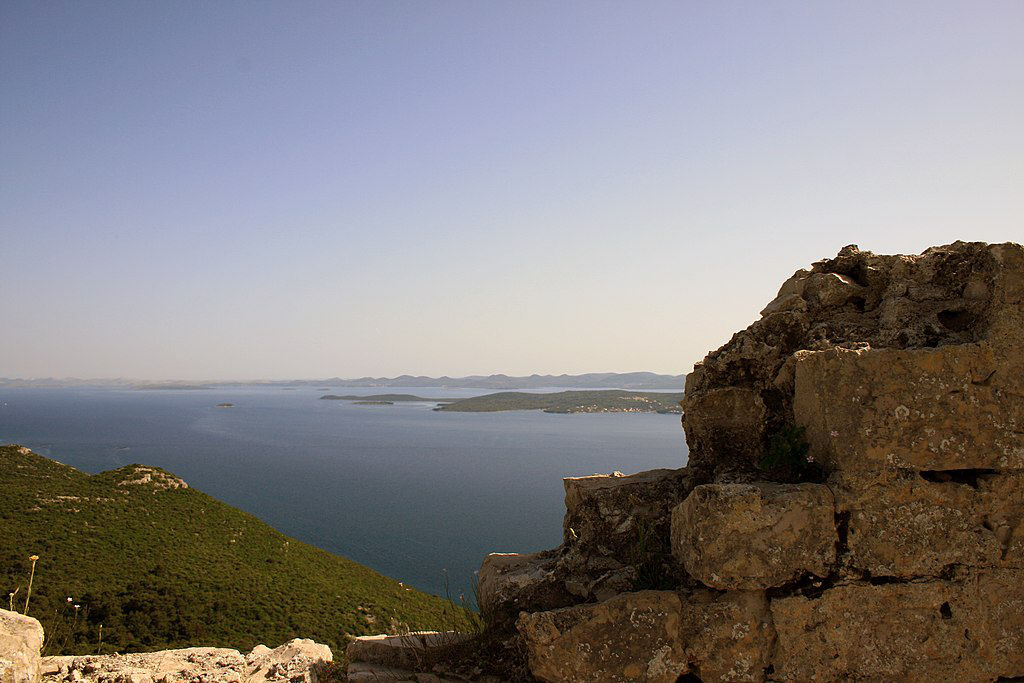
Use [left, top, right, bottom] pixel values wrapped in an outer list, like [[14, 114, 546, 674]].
[[562, 467, 693, 558], [794, 343, 1024, 472], [671, 483, 836, 590], [516, 589, 774, 683], [682, 387, 767, 474], [770, 570, 1024, 681], [834, 470, 1024, 577], [477, 551, 575, 625]]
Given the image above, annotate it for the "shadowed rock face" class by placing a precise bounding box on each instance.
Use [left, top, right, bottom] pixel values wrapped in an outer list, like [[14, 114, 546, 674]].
[[683, 241, 1023, 480]]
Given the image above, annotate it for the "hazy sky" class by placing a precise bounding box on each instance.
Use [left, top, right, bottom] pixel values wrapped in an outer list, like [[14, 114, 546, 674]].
[[2, 1, 1022, 380]]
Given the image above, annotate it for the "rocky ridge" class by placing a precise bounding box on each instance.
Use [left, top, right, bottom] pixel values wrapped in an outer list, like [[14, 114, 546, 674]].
[[476, 241, 1024, 681]]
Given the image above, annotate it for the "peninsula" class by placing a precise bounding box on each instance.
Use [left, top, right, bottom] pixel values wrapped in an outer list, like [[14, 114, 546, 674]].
[[320, 390, 683, 414]]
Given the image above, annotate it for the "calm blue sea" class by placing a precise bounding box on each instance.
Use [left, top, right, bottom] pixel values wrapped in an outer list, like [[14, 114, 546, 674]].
[[0, 386, 688, 597]]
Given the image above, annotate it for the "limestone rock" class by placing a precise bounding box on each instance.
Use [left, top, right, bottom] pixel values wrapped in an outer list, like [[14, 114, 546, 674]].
[[684, 241, 1024, 480], [676, 590, 773, 682], [671, 483, 836, 589], [477, 551, 576, 625], [561, 467, 695, 594], [681, 387, 767, 476], [794, 343, 1024, 473], [770, 570, 1024, 681], [833, 469, 1024, 578], [345, 631, 469, 672], [517, 589, 774, 683], [562, 468, 693, 556], [1, 608, 43, 683], [243, 638, 332, 682], [517, 590, 688, 683], [40, 640, 331, 683]]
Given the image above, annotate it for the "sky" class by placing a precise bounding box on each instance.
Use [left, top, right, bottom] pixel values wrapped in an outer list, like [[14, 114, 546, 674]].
[[1, 1, 1022, 380]]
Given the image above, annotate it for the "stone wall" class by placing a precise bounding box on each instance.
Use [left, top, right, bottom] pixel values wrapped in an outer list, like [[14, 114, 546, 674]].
[[481, 241, 1024, 681]]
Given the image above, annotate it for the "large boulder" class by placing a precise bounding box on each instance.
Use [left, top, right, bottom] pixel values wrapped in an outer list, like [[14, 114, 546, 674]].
[[0, 609, 43, 683], [770, 570, 1024, 682], [671, 483, 836, 589]]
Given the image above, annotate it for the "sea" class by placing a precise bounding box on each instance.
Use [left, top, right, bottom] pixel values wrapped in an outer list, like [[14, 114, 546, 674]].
[[0, 385, 688, 598]]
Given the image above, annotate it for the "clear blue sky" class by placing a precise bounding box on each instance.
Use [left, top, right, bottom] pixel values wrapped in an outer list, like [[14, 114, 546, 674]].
[[2, 1, 1022, 380]]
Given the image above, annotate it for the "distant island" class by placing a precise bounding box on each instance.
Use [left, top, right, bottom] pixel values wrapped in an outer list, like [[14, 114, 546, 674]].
[[321, 390, 683, 414], [320, 394, 446, 402], [0, 371, 684, 391]]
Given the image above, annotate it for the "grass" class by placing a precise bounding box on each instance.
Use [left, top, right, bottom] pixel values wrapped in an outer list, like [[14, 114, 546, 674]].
[[0, 444, 456, 657]]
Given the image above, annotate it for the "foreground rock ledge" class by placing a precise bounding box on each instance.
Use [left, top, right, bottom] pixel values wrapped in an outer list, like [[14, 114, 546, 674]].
[[40, 637, 332, 683]]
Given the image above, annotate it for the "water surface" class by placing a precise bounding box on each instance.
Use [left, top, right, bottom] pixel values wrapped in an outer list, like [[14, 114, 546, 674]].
[[0, 386, 688, 596]]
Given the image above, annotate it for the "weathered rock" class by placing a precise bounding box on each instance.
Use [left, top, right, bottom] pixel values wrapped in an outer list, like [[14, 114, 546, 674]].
[[676, 590, 773, 682], [243, 638, 332, 683], [562, 468, 693, 556], [679, 387, 768, 477], [517, 591, 688, 683], [517, 589, 774, 683], [795, 343, 1024, 473], [833, 469, 1024, 577], [345, 631, 469, 672], [671, 483, 836, 589], [1, 608, 44, 683], [684, 241, 1024, 480], [770, 570, 1024, 681], [41, 639, 331, 683], [477, 551, 576, 625], [561, 467, 695, 594]]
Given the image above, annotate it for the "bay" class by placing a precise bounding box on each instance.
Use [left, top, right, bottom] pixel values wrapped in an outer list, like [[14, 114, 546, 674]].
[[0, 386, 688, 598]]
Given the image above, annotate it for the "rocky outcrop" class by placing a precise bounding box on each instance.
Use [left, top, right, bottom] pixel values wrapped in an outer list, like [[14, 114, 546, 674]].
[[479, 242, 1024, 682], [683, 240, 1023, 480], [1, 609, 43, 683], [40, 638, 331, 683]]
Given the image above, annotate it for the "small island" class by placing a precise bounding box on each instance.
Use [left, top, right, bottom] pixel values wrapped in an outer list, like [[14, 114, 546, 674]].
[[353, 400, 395, 405], [320, 394, 444, 402], [435, 390, 683, 414], [319, 390, 682, 414], [215, 402, 234, 408]]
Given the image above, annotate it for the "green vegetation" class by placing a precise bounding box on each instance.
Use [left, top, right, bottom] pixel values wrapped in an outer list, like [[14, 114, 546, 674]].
[[759, 424, 819, 481], [0, 445, 455, 656], [435, 390, 683, 414]]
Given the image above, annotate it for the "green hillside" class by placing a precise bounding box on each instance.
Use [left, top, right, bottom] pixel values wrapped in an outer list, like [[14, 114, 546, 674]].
[[0, 444, 459, 656]]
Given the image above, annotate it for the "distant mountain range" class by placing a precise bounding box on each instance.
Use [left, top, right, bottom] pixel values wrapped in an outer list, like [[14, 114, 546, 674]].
[[1, 372, 685, 391]]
